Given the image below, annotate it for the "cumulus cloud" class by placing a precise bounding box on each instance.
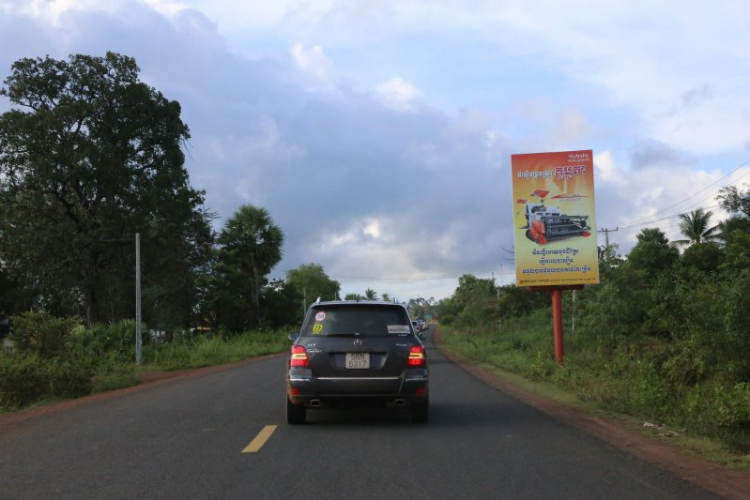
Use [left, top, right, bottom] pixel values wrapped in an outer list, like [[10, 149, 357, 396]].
[[2, 0, 748, 300], [592, 152, 741, 250], [628, 139, 690, 171], [376, 77, 421, 112], [290, 43, 333, 81]]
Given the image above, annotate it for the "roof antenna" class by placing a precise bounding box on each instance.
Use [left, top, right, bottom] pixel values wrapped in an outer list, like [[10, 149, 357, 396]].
[[315, 296, 321, 304]]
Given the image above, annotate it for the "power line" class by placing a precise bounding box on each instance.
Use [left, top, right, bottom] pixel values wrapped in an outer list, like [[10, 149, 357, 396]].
[[603, 159, 750, 234], [617, 203, 721, 232], [618, 157, 750, 229]]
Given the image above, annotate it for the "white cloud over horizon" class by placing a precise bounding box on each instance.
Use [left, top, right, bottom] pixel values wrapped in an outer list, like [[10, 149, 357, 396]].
[[1, 0, 749, 300]]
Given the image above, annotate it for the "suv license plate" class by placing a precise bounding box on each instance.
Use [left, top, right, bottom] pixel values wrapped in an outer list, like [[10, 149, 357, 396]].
[[346, 352, 370, 369]]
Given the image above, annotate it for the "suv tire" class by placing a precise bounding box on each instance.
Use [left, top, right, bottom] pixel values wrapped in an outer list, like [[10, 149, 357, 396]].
[[411, 395, 429, 424], [286, 397, 306, 424]]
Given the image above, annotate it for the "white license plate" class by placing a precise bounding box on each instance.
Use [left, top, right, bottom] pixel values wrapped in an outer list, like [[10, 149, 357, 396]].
[[345, 352, 370, 369]]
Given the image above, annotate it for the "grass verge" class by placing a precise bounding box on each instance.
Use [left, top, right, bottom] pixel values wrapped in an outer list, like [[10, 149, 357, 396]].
[[1, 330, 290, 412], [437, 325, 750, 471]]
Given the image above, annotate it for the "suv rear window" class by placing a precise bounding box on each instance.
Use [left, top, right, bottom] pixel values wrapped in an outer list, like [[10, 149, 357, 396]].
[[302, 304, 412, 337]]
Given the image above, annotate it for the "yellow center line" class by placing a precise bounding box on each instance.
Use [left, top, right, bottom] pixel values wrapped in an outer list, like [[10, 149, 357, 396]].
[[242, 425, 278, 453]]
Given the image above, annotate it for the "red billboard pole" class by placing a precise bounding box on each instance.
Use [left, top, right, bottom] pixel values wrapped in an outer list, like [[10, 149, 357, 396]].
[[530, 285, 583, 365]]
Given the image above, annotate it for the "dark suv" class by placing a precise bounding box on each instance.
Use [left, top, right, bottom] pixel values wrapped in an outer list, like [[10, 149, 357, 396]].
[[286, 301, 429, 424]]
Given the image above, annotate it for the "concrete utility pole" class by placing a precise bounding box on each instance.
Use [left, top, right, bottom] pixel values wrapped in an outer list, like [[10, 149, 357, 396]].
[[135, 233, 142, 365], [599, 227, 619, 248]]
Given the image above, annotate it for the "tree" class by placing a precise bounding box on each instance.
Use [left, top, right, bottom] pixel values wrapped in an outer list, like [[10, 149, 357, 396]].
[[453, 274, 496, 305], [627, 228, 679, 282], [677, 242, 724, 280], [719, 220, 750, 272], [717, 185, 750, 218], [286, 263, 340, 306], [407, 297, 436, 320], [673, 209, 719, 248], [344, 293, 364, 301], [211, 205, 283, 331], [0, 52, 212, 325], [381, 292, 391, 302], [364, 288, 378, 300], [259, 278, 303, 328]]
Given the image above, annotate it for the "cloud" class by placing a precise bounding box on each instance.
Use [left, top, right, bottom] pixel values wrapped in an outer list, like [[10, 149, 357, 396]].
[[2, 0, 748, 300], [592, 152, 742, 250], [376, 77, 421, 112], [681, 84, 715, 108], [628, 139, 690, 170], [290, 43, 333, 81]]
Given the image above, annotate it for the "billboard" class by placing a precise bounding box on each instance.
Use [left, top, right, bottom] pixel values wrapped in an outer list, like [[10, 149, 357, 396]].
[[511, 150, 600, 287]]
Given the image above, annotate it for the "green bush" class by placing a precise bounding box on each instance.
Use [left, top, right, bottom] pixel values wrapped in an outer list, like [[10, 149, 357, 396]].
[[70, 319, 146, 358], [439, 314, 456, 326], [682, 382, 750, 452], [1, 322, 289, 411], [0, 350, 94, 410], [0, 352, 49, 408], [142, 330, 289, 370], [9, 312, 79, 358]]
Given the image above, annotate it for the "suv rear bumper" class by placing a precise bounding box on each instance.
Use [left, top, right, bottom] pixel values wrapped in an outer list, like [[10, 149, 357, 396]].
[[287, 369, 428, 408]]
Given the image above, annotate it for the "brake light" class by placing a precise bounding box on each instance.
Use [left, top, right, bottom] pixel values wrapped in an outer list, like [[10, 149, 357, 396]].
[[289, 345, 309, 368], [407, 345, 426, 367]]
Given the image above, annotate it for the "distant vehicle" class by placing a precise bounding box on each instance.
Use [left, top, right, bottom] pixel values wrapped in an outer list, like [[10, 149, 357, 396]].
[[416, 319, 426, 331], [286, 301, 429, 424]]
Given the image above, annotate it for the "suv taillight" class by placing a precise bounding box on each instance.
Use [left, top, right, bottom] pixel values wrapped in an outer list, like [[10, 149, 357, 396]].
[[407, 345, 426, 367], [289, 345, 309, 367]]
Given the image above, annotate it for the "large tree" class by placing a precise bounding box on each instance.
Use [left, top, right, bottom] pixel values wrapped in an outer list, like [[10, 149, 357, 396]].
[[285, 263, 340, 307], [211, 205, 284, 331], [0, 52, 212, 325]]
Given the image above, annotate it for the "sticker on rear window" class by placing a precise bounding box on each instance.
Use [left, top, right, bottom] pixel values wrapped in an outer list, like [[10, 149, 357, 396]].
[[312, 324, 323, 334], [387, 325, 410, 334], [315, 312, 326, 322]]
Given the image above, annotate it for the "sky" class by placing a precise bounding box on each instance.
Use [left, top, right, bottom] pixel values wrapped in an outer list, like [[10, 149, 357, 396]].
[[1, 0, 749, 302]]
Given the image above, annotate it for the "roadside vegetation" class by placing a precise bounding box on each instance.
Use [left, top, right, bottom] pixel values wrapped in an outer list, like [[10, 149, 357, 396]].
[[436, 191, 750, 466], [0, 313, 289, 412], [0, 53, 342, 412]]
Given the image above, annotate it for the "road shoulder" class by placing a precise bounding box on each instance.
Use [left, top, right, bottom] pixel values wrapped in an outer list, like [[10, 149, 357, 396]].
[[432, 327, 750, 500], [0, 353, 280, 434]]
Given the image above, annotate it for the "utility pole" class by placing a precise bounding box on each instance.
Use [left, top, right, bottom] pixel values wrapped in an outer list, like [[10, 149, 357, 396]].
[[135, 233, 142, 365], [598, 227, 619, 248]]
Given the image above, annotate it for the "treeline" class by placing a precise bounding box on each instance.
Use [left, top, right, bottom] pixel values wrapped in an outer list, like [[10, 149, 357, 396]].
[[0, 52, 343, 336], [437, 189, 750, 452], [0, 52, 342, 410]]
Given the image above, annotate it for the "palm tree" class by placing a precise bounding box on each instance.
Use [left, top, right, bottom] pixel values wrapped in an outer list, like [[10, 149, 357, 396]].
[[672, 208, 719, 248], [216, 205, 284, 329], [364, 288, 378, 300]]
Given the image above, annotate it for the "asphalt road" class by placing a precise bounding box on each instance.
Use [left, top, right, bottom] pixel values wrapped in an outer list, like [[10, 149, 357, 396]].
[[0, 328, 719, 499]]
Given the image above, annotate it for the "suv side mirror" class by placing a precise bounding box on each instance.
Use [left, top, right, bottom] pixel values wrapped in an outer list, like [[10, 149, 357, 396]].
[[418, 332, 426, 341]]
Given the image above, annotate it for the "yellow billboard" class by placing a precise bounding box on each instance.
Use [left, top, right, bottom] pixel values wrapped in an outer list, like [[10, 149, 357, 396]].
[[511, 150, 600, 287]]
